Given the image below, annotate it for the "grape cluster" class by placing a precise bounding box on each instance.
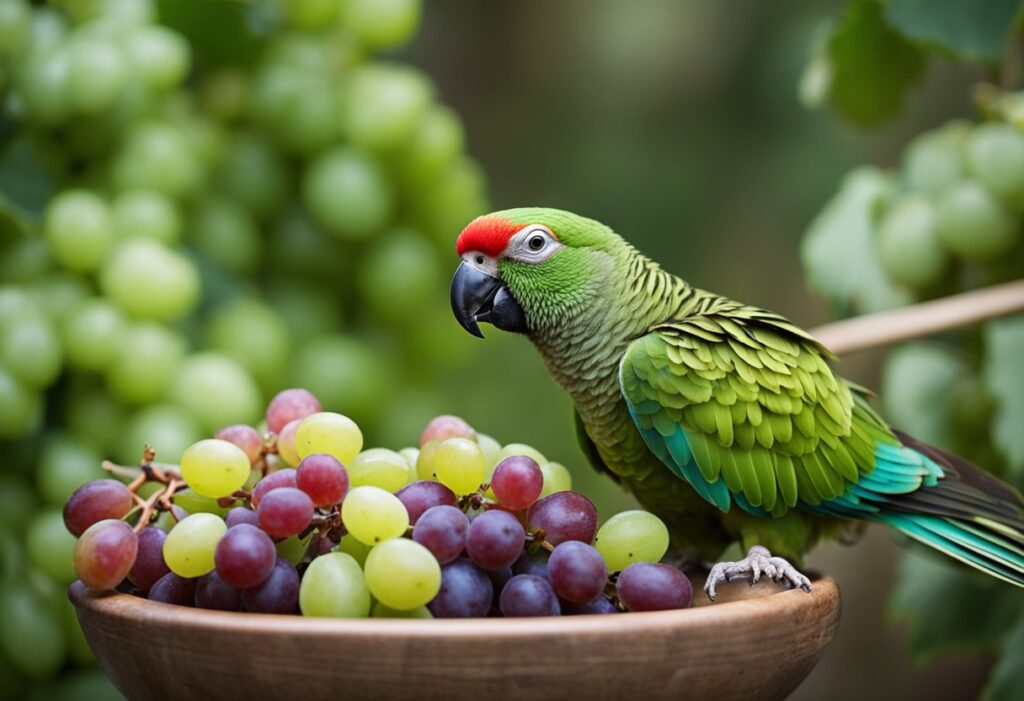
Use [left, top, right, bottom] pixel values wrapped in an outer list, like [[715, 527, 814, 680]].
[[66, 389, 693, 618]]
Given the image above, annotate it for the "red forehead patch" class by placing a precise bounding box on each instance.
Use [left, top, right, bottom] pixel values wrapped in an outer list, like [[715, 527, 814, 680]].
[[456, 216, 520, 257]]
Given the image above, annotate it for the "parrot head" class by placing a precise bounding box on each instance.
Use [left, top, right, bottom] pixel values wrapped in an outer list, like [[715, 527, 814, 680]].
[[450, 207, 624, 338]]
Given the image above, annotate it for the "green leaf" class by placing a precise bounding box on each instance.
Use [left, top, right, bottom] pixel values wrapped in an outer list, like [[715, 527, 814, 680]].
[[984, 316, 1024, 484], [801, 166, 915, 316], [826, 0, 925, 127], [982, 610, 1024, 701], [889, 550, 1021, 664], [0, 137, 54, 237], [886, 0, 1022, 65]]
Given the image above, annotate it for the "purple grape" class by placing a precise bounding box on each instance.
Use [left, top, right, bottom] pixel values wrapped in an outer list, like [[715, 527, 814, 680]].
[[427, 558, 493, 618], [257, 487, 314, 539], [412, 505, 469, 565], [512, 550, 549, 580], [499, 574, 560, 617], [491, 456, 543, 510], [251, 468, 297, 507], [243, 558, 300, 614], [266, 388, 321, 434], [148, 572, 197, 606], [561, 595, 619, 615], [63, 479, 134, 536], [487, 565, 513, 597], [225, 507, 260, 528], [528, 491, 598, 545], [548, 541, 608, 604], [396, 480, 457, 524], [128, 527, 169, 592], [296, 453, 349, 507], [616, 563, 693, 612], [215, 524, 276, 589], [465, 509, 525, 571], [195, 571, 241, 611]]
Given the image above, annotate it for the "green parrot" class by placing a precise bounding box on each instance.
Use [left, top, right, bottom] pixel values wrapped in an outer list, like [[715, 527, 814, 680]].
[[449, 207, 1024, 598]]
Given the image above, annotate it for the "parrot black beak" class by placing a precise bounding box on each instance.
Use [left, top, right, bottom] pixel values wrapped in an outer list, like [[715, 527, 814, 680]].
[[450, 262, 527, 338]]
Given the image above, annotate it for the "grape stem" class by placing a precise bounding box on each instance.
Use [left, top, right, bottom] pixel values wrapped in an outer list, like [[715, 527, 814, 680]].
[[809, 279, 1024, 356]]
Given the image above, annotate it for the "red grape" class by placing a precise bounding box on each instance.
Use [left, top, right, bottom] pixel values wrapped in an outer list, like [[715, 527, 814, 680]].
[[561, 595, 618, 615], [491, 455, 543, 510], [243, 557, 299, 614], [499, 574, 560, 617], [195, 571, 241, 610], [412, 505, 468, 565], [427, 558, 493, 618], [266, 388, 321, 434], [63, 479, 134, 537], [214, 424, 264, 464], [465, 509, 525, 571], [419, 414, 476, 446], [148, 572, 197, 606], [74, 519, 138, 591], [528, 491, 598, 545], [128, 526, 169, 592], [548, 541, 608, 604], [257, 487, 314, 538], [251, 468, 297, 507], [214, 524, 276, 589], [396, 480, 457, 524], [296, 453, 349, 507], [616, 563, 692, 612], [225, 507, 260, 528]]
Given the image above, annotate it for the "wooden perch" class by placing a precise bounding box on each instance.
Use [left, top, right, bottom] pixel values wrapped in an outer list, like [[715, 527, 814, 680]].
[[809, 279, 1024, 356]]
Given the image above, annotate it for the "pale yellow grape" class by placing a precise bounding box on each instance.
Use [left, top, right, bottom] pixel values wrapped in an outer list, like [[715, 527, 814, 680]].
[[594, 510, 670, 573], [364, 538, 441, 610], [539, 462, 572, 497], [179, 438, 250, 498], [162, 513, 226, 577], [341, 486, 409, 545], [477, 433, 502, 468], [299, 552, 370, 618], [433, 437, 485, 495], [338, 535, 372, 566], [276, 418, 301, 466], [372, 602, 432, 619], [295, 412, 363, 464], [398, 447, 419, 470], [416, 439, 439, 480], [496, 442, 546, 466], [349, 448, 410, 492]]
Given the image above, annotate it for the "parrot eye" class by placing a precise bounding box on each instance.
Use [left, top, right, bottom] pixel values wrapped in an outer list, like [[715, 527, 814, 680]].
[[528, 233, 546, 251]]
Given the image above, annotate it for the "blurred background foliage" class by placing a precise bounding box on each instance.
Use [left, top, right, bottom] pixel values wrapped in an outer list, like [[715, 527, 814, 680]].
[[1, 0, 1023, 699]]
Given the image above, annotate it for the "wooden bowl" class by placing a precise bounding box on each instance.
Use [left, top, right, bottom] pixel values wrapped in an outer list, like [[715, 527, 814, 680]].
[[70, 575, 839, 701]]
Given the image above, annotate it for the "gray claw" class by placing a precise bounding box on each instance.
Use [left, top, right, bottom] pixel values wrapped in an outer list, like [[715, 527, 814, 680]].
[[703, 545, 812, 601]]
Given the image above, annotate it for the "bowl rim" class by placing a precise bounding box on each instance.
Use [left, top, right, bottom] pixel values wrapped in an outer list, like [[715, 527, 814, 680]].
[[69, 575, 838, 638]]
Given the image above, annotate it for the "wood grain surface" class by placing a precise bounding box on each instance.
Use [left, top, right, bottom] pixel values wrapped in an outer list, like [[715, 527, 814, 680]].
[[70, 576, 840, 701]]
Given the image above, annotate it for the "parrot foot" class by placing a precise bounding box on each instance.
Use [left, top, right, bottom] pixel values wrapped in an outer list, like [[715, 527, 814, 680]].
[[703, 545, 812, 601]]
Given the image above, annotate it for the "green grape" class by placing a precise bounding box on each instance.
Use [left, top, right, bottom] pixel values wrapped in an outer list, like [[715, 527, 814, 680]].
[[122, 403, 202, 465], [364, 538, 441, 610], [594, 510, 670, 573], [876, 195, 950, 290], [295, 412, 364, 465], [0, 475, 35, 533], [291, 336, 389, 422], [497, 443, 547, 467], [276, 419, 301, 467], [477, 433, 502, 468], [398, 447, 420, 471], [266, 207, 349, 279], [170, 353, 262, 432], [398, 105, 464, 184], [100, 239, 200, 321], [434, 437, 486, 495], [302, 146, 394, 240], [0, 287, 36, 324], [205, 298, 290, 392], [63, 385, 125, 454], [0, 237, 50, 284], [104, 322, 186, 404], [180, 438, 251, 499], [123, 25, 190, 90], [266, 278, 342, 339], [935, 179, 1017, 260], [43, 189, 113, 273], [349, 448, 411, 492], [171, 488, 229, 517], [16, 49, 71, 125], [25, 510, 76, 583], [275, 532, 313, 564], [372, 602, 432, 619], [965, 122, 1024, 205], [299, 552, 370, 618], [199, 68, 248, 122], [343, 63, 432, 150], [0, 368, 41, 438], [284, 0, 341, 29], [902, 123, 967, 195], [882, 343, 964, 445], [162, 512, 226, 577], [340, 486, 408, 545], [358, 230, 441, 321], [37, 435, 103, 506], [215, 130, 287, 220], [0, 310, 62, 388], [112, 189, 181, 244], [343, 0, 421, 50], [416, 440, 439, 480], [0, 582, 65, 679], [112, 121, 202, 199], [62, 297, 125, 371], [0, 0, 29, 57], [539, 462, 572, 497], [337, 534, 372, 566], [67, 37, 126, 114], [28, 273, 90, 325], [190, 195, 262, 274]]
